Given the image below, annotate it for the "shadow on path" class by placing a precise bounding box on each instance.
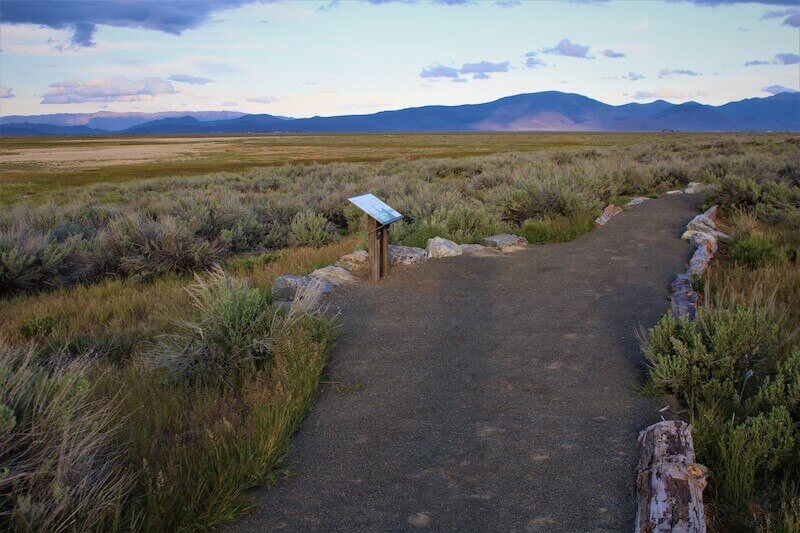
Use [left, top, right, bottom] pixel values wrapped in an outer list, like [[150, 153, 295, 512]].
[[231, 194, 701, 532]]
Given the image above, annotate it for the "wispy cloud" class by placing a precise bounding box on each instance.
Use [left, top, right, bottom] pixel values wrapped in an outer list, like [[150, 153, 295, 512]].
[[420, 59, 510, 81], [168, 74, 214, 85], [524, 51, 545, 68], [762, 84, 799, 95], [0, 86, 15, 99], [40, 76, 176, 104], [601, 49, 626, 58], [420, 65, 460, 78], [659, 68, 701, 77], [543, 38, 593, 58], [246, 96, 279, 103], [220, 100, 239, 107], [631, 88, 687, 100], [624, 72, 645, 81], [761, 7, 800, 27], [745, 52, 800, 66]]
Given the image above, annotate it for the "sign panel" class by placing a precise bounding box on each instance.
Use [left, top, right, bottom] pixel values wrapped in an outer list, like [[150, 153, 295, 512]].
[[348, 193, 403, 225]]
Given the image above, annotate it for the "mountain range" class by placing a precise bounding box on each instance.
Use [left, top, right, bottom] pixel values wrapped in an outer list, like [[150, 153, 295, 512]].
[[1, 91, 798, 136]]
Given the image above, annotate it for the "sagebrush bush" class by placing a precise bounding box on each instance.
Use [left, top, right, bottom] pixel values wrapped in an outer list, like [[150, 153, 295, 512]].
[[0, 344, 128, 531], [287, 210, 338, 247]]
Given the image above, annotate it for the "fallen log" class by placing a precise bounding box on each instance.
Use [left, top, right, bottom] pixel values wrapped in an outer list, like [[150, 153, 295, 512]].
[[635, 420, 707, 533]]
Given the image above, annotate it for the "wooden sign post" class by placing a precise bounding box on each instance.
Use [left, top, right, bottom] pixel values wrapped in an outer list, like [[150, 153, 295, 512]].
[[348, 194, 403, 284]]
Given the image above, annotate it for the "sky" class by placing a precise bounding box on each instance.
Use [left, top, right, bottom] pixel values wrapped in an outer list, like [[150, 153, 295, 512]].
[[0, 0, 798, 118]]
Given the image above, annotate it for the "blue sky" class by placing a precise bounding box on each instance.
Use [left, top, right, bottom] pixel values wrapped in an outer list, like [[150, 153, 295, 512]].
[[0, 0, 798, 117]]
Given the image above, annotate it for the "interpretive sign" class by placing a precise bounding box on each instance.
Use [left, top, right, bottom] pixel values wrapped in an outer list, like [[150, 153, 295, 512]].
[[347, 193, 402, 283], [348, 193, 403, 225]]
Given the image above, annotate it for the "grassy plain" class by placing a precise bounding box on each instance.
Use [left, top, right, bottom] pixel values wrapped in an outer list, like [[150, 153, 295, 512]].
[[1, 132, 798, 530], [0, 132, 781, 203]]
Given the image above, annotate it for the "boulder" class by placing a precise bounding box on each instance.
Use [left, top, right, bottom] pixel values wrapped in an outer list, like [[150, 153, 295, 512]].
[[682, 182, 707, 194], [310, 265, 358, 286], [271, 275, 334, 301], [595, 204, 623, 226], [459, 243, 497, 256], [482, 234, 528, 250], [388, 245, 427, 265], [627, 197, 650, 206], [683, 206, 732, 243], [688, 243, 714, 278], [336, 250, 369, 271], [671, 274, 698, 320], [426, 237, 463, 259]]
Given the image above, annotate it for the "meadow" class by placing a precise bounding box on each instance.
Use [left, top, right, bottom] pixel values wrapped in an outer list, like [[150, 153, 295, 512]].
[[1, 132, 798, 530]]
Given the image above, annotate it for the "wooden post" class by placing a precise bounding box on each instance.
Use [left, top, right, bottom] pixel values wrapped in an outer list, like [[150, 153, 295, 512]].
[[367, 215, 380, 284], [380, 224, 389, 277]]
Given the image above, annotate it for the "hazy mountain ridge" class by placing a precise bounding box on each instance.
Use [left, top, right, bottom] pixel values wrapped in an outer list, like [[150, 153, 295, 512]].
[[1, 91, 798, 136]]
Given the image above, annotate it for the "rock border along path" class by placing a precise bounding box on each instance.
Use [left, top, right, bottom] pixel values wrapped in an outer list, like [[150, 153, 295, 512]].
[[234, 194, 703, 531]]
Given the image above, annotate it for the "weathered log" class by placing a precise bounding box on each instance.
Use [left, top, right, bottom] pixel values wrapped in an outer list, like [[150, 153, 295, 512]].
[[635, 420, 707, 533]]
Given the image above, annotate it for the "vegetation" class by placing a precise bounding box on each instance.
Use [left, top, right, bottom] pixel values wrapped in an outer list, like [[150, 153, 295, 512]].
[[641, 170, 799, 529], [1, 133, 798, 530]]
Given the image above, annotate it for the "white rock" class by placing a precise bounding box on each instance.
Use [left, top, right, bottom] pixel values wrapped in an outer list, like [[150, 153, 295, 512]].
[[271, 275, 333, 301], [482, 234, 528, 250], [388, 245, 427, 265], [682, 182, 707, 194], [666, 190, 684, 195], [627, 197, 650, 206], [426, 237, 463, 259], [310, 265, 358, 286], [336, 250, 369, 271], [595, 204, 624, 226]]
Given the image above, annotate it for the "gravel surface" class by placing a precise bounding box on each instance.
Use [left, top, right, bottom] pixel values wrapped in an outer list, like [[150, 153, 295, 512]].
[[231, 194, 701, 532]]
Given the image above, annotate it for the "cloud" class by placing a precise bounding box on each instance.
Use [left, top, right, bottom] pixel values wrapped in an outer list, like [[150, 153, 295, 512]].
[[525, 52, 545, 68], [745, 53, 800, 66], [763, 84, 799, 95], [659, 68, 701, 77], [168, 74, 214, 85], [460, 60, 509, 79], [761, 7, 800, 26], [631, 88, 687, 100], [775, 53, 800, 65], [40, 76, 176, 104], [494, 0, 521, 6], [220, 101, 238, 107], [624, 72, 645, 81], [543, 38, 592, 59], [246, 96, 279, 103], [0, 86, 14, 99], [0, 0, 270, 48], [420, 65, 460, 78], [681, 1, 799, 5], [601, 49, 626, 58]]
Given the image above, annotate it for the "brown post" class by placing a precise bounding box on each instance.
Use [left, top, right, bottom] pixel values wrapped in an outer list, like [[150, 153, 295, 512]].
[[380, 224, 389, 277], [367, 215, 380, 284]]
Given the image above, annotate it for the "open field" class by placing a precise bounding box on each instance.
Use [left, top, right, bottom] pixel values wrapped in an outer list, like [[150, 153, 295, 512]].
[[1, 133, 798, 531], [1, 132, 791, 204]]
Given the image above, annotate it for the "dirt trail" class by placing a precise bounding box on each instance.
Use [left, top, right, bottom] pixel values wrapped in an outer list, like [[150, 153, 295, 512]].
[[232, 194, 701, 532]]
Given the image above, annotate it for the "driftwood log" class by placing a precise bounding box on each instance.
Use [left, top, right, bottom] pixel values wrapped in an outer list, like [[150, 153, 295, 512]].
[[635, 420, 707, 532]]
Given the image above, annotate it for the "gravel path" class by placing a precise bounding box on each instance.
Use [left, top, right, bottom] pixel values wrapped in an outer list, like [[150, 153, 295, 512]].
[[231, 194, 701, 532]]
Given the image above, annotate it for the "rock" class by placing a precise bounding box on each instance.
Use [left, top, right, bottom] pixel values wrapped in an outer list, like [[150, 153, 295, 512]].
[[336, 250, 369, 271], [273, 300, 293, 313], [426, 237, 463, 259], [595, 204, 623, 226], [627, 197, 650, 206], [271, 275, 334, 301], [482, 233, 528, 250], [459, 243, 497, 256], [683, 206, 732, 243], [388, 245, 427, 265], [310, 265, 358, 286], [682, 182, 707, 194], [666, 190, 684, 195], [687, 232, 718, 253], [688, 243, 714, 278], [671, 274, 698, 319]]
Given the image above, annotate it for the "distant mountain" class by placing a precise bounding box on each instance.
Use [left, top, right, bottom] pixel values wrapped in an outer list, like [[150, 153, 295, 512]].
[[0, 122, 106, 136], [0, 110, 246, 132], [2, 91, 798, 136]]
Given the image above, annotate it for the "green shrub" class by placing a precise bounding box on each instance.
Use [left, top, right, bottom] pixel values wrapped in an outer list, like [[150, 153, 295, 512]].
[[506, 180, 583, 224], [731, 235, 781, 267], [287, 210, 338, 247], [520, 212, 594, 244]]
